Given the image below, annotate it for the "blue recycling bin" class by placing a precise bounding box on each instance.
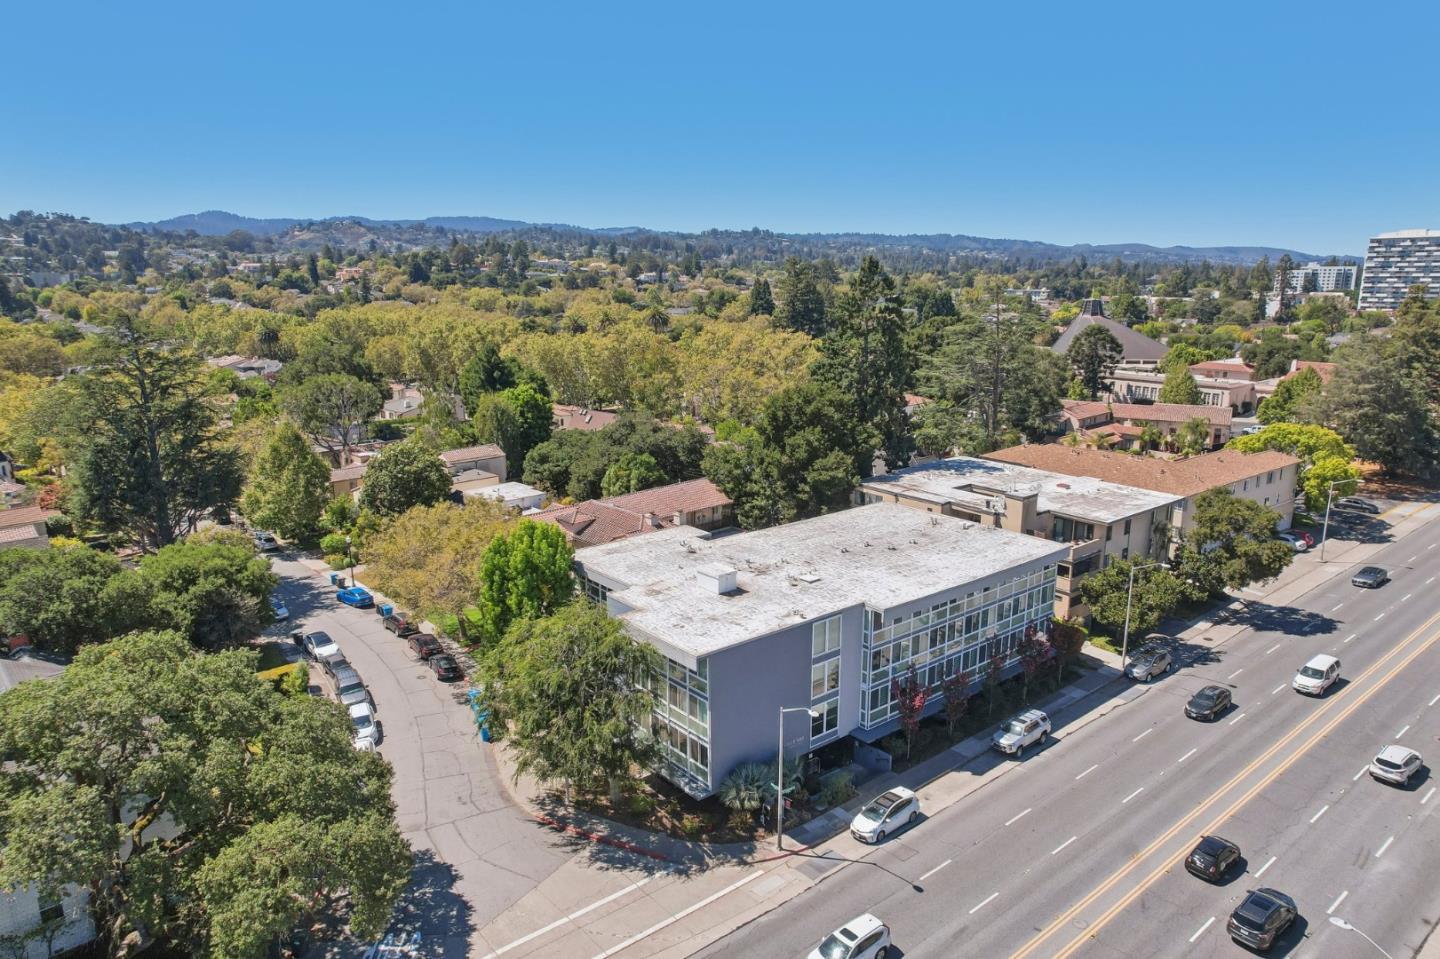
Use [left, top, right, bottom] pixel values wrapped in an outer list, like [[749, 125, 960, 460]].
[[467, 688, 491, 741], [379, 603, 393, 618], [329, 572, 339, 586]]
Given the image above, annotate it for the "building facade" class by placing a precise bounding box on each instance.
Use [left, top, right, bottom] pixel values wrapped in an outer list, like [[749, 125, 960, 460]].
[[1272, 262, 1358, 295], [1359, 229, 1440, 311], [572, 505, 1065, 797]]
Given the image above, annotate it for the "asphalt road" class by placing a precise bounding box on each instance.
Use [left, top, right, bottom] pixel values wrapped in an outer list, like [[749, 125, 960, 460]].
[[694, 507, 1440, 959]]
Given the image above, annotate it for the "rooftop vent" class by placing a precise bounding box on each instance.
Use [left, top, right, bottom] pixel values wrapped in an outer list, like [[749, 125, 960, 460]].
[[797, 573, 821, 584], [696, 563, 738, 595]]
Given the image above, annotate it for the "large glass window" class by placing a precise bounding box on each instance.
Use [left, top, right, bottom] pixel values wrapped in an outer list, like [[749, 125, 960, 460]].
[[811, 616, 842, 657], [811, 699, 838, 739], [811, 659, 839, 698]]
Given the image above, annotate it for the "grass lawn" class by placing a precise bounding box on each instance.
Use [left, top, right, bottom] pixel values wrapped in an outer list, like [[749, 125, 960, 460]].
[[434, 607, 484, 643]]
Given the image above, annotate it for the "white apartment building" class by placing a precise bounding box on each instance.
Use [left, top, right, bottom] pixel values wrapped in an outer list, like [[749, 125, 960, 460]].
[[1272, 262, 1358, 294], [1359, 229, 1440, 311]]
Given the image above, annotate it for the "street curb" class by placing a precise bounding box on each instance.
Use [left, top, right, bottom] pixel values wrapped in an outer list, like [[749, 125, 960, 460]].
[[532, 814, 674, 862]]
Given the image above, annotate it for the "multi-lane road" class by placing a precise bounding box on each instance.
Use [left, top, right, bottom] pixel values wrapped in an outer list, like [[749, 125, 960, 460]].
[[695, 506, 1440, 959]]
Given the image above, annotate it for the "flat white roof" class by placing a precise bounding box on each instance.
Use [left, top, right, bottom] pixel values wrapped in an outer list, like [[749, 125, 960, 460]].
[[575, 503, 1067, 659], [1375, 229, 1439, 239], [863, 457, 1180, 525]]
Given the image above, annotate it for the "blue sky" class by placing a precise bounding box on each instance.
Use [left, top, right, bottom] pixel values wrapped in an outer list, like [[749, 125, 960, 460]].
[[4, 0, 1435, 254]]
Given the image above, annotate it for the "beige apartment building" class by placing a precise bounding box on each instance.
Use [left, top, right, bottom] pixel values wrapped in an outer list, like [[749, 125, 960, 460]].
[[858, 457, 1179, 623]]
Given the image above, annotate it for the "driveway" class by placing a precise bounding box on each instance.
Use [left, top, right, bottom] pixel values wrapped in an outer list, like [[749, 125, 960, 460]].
[[269, 556, 576, 956]]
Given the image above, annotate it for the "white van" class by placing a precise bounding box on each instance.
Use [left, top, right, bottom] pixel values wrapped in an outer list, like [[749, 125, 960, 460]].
[[1293, 654, 1340, 696]]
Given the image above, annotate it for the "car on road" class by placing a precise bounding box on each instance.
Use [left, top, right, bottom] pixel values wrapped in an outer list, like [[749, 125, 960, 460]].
[[1276, 531, 1309, 552], [1351, 566, 1389, 588], [850, 787, 919, 844], [1337, 496, 1379, 514], [1185, 685, 1231, 721], [1185, 835, 1241, 882], [1126, 648, 1173, 682], [253, 530, 280, 552], [301, 630, 341, 662], [809, 914, 891, 959], [1292, 654, 1340, 696], [1227, 888, 1297, 952], [331, 664, 373, 708], [1370, 744, 1423, 786], [992, 708, 1050, 757], [428, 654, 464, 683], [337, 585, 375, 608], [383, 611, 419, 637], [1240, 425, 1263, 435], [271, 597, 289, 621], [407, 632, 442, 660], [350, 702, 381, 749]]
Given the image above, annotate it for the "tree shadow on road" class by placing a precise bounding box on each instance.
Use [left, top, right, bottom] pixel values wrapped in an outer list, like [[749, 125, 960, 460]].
[[1223, 601, 1339, 638], [309, 850, 473, 958]]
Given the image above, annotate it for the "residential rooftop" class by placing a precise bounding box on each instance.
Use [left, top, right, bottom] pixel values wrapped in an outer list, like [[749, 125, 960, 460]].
[[862, 456, 1179, 524], [439, 444, 505, 466], [984, 445, 1299, 497], [575, 503, 1067, 660]]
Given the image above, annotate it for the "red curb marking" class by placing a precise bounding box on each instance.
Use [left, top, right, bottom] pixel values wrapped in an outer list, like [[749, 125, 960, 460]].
[[534, 815, 672, 862]]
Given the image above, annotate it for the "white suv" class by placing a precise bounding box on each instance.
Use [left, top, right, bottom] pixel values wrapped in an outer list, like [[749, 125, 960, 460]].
[[992, 709, 1051, 757], [1292, 654, 1340, 696], [809, 914, 891, 959]]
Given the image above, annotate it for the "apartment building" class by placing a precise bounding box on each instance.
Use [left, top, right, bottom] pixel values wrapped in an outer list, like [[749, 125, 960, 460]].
[[1060, 399, 1233, 450], [1105, 360, 1259, 413], [572, 504, 1065, 797], [1358, 229, 1440, 311], [1272, 262, 1358, 295], [858, 458, 1178, 622]]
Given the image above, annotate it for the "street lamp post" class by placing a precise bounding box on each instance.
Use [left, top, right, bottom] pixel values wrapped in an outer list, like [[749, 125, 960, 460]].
[[776, 706, 820, 850], [1119, 562, 1165, 675], [1328, 916, 1395, 958], [1319, 479, 1361, 563]]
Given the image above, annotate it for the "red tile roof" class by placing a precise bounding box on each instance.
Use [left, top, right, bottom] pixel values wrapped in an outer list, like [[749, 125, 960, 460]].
[[1060, 399, 1111, 420], [1286, 360, 1337, 383], [983, 445, 1299, 497], [604, 478, 731, 516], [1188, 359, 1254, 375], [533, 479, 731, 547], [0, 506, 58, 530], [1110, 402, 1232, 428], [0, 526, 44, 544], [439, 444, 505, 465]]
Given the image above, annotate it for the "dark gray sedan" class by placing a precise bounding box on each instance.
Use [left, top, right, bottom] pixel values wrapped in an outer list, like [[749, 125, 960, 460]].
[[1351, 566, 1389, 588]]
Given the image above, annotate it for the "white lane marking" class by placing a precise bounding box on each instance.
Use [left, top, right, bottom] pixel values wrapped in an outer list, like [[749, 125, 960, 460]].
[[969, 892, 999, 914], [1178, 747, 1198, 764], [1422, 787, 1436, 805], [1344, 633, 1357, 644], [1122, 786, 1145, 804], [1076, 763, 1099, 780], [1271, 684, 1286, 695], [1375, 835, 1395, 858], [918, 859, 952, 882], [1051, 836, 1077, 856], [1005, 808, 1032, 827], [1375, 612, 1387, 621], [1432, 544, 1439, 550], [1354, 765, 1369, 781], [1189, 917, 1216, 943], [589, 869, 763, 959], [1331, 602, 1345, 612], [1430, 693, 1440, 707], [1265, 642, 1282, 655], [483, 873, 663, 958], [1228, 668, 1245, 680], [1132, 728, 1153, 743], [1408, 555, 1419, 564], [1229, 712, 1248, 726], [1311, 804, 1330, 824], [1255, 855, 1277, 878], [1403, 593, 1413, 602], [1327, 890, 1349, 915], [1398, 725, 1411, 738]]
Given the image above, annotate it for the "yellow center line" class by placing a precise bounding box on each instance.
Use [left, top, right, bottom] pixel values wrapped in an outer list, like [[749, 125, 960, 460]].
[[1009, 605, 1440, 959]]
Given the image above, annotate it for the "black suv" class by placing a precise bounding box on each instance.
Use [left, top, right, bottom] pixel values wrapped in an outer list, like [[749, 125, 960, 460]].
[[1184, 835, 1240, 882], [1227, 888, 1296, 952], [383, 611, 419, 637], [1186, 685, 1231, 721]]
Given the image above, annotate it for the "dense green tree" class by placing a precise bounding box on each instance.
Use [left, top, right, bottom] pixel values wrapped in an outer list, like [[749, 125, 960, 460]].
[[523, 414, 707, 501], [472, 383, 552, 477], [1174, 417, 1211, 457], [0, 547, 132, 655], [457, 343, 518, 416], [1174, 490, 1295, 597], [600, 451, 666, 497], [478, 602, 659, 803], [0, 631, 410, 959], [774, 257, 827, 337], [132, 539, 276, 651], [477, 520, 575, 644], [1065, 324, 1123, 398], [279, 327, 382, 388], [1157, 366, 1203, 405], [1256, 367, 1322, 425], [280, 373, 384, 463], [358, 439, 452, 517], [1241, 328, 1306, 379], [748, 278, 775, 316], [1227, 421, 1360, 510], [241, 421, 331, 543], [1159, 342, 1212, 373], [1079, 559, 1184, 638]]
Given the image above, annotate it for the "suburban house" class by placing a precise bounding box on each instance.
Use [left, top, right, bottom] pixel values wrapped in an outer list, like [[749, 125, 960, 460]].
[[535, 478, 733, 549], [450, 469, 503, 499], [439, 444, 507, 480], [1059, 399, 1234, 450], [0, 506, 57, 550], [1050, 299, 1166, 368], [857, 457, 1178, 622], [572, 504, 1065, 797], [329, 463, 367, 500], [380, 384, 425, 421], [1104, 359, 1260, 414], [205, 354, 283, 380], [0, 453, 23, 508], [552, 404, 619, 432], [984, 445, 1302, 536], [463, 481, 548, 513]]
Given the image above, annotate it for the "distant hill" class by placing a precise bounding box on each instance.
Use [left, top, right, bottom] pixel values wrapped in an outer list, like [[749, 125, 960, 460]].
[[119, 210, 1355, 265]]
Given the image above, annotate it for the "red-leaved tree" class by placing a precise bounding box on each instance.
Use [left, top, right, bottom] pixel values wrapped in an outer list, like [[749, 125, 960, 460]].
[[1018, 624, 1050, 703], [984, 650, 1006, 716], [941, 667, 970, 739], [1050, 619, 1086, 684], [890, 665, 927, 758]]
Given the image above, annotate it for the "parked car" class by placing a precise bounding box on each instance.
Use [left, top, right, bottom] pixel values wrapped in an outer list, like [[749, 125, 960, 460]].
[[1185, 685, 1231, 721], [1185, 835, 1241, 882], [1240, 425, 1263, 435], [1227, 888, 1297, 952], [1276, 531, 1309, 552], [1292, 654, 1340, 696], [1126, 648, 1173, 682], [322, 655, 353, 682], [407, 632, 442, 660], [337, 586, 375, 608], [350, 702, 382, 749], [383, 611, 418, 637], [270, 597, 290, 621], [1351, 566, 1389, 588], [302, 631, 340, 662], [331, 665, 372, 708], [849, 787, 919, 844], [428, 654, 464, 683], [1337, 496, 1379, 514], [1370, 744, 1423, 786], [992, 708, 1051, 757], [808, 914, 891, 959], [253, 531, 280, 552]]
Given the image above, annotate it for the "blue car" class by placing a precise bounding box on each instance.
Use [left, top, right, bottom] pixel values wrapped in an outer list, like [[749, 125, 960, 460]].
[[336, 586, 374, 609]]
